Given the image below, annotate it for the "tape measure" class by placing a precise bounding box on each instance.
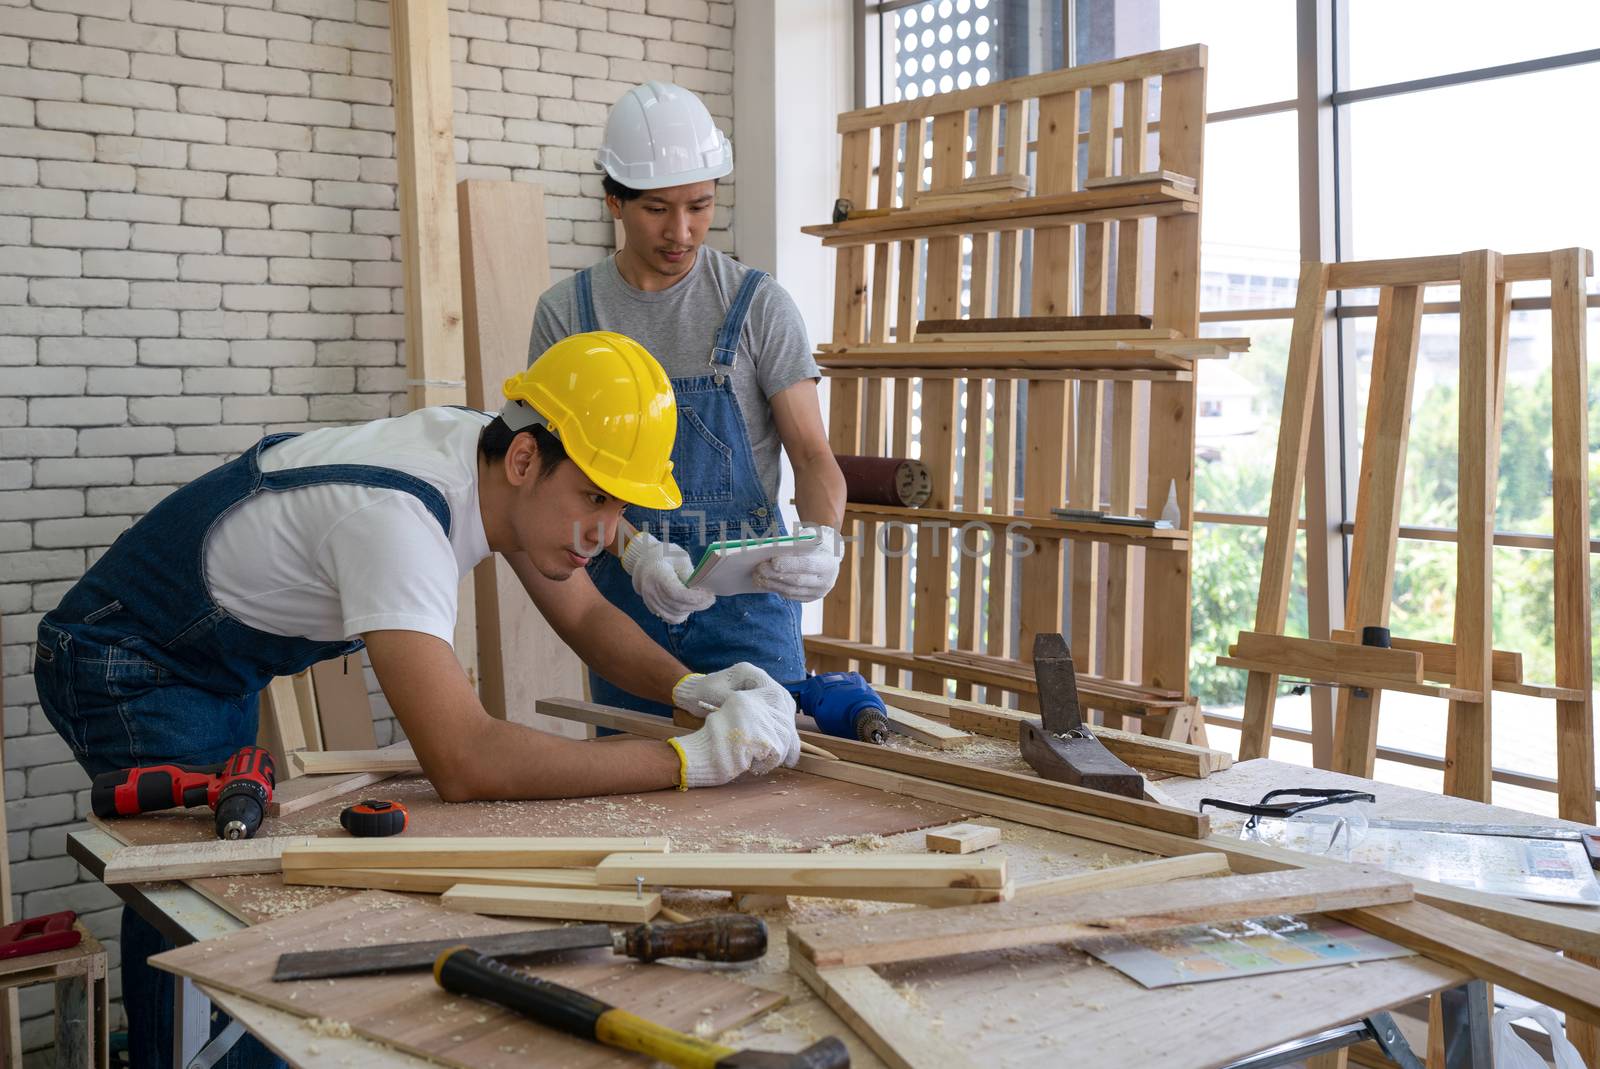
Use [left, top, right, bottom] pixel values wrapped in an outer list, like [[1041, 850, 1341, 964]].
[[340, 799, 408, 838]]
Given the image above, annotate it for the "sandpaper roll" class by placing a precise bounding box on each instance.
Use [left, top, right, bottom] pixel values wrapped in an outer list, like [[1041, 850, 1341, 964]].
[[836, 455, 932, 507]]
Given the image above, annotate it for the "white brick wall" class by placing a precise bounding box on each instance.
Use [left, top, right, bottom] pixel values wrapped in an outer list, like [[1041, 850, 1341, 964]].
[[0, 0, 735, 1060]]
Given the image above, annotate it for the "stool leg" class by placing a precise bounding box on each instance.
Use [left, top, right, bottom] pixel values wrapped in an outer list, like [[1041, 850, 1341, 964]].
[[96, 970, 109, 1069], [56, 975, 90, 1068]]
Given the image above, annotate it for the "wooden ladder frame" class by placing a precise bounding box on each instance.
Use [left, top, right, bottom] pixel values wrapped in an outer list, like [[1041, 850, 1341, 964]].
[[1228, 249, 1594, 816], [808, 46, 1211, 739]]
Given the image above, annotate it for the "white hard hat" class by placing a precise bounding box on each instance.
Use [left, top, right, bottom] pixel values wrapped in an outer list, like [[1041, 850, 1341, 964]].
[[596, 81, 733, 191]]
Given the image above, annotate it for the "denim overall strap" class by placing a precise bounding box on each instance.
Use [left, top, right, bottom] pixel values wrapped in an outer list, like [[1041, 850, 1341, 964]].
[[44, 432, 454, 698], [709, 268, 766, 375], [583, 265, 804, 717], [574, 267, 599, 332]]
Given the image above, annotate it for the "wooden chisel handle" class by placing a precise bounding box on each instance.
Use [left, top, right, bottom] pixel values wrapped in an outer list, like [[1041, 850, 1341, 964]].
[[615, 914, 767, 963], [433, 948, 849, 1069]]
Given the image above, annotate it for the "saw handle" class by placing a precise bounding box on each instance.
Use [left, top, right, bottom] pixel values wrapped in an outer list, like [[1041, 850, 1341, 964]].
[[614, 915, 767, 964], [433, 947, 848, 1069]]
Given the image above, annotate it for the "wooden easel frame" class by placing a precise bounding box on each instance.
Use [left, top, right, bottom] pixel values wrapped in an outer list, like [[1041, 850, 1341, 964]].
[[1227, 249, 1594, 817]]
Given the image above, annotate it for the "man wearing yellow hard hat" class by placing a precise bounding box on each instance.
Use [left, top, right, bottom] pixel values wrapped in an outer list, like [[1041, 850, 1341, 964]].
[[34, 331, 799, 1069], [532, 81, 848, 718]]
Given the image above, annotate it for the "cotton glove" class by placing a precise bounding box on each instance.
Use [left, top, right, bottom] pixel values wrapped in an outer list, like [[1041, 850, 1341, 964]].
[[673, 661, 785, 715], [621, 530, 716, 625], [670, 682, 802, 788], [752, 524, 843, 602]]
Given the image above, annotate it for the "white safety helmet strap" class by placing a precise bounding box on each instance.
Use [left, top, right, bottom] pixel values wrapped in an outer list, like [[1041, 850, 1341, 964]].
[[597, 80, 733, 191]]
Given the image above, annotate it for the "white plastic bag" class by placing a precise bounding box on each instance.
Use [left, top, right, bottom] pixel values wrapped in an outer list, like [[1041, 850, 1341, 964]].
[[1491, 1004, 1587, 1069]]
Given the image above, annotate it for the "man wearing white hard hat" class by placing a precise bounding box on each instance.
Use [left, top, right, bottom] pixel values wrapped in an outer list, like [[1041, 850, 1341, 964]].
[[531, 81, 846, 718]]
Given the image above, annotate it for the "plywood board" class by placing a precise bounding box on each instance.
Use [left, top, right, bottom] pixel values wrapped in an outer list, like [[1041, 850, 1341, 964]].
[[458, 179, 586, 739], [150, 891, 784, 1069], [309, 656, 377, 751], [98, 756, 970, 926]]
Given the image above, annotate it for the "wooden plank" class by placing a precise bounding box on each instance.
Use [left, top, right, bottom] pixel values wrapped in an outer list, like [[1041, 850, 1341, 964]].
[[289, 669, 321, 754], [987, 375, 1018, 663], [1444, 251, 1501, 802], [812, 195, 1198, 248], [1069, 378, 1103, 673], [1236, 262, 1332, 760], [1018, 378, 1069, 702], [1219, 657, 1480, 703], [924, 823, 1001, 854], [1324, 249, 1583, 289], [103, 837, 319, 885], [791, 867, 1414, 969], [955, 374, 988, 698], [1550, 247, 1596, 825], [885, 706, 973, 749], [289, 746, 419, 776], [934, 699, 1229, 777], [790, 726, 1208, 838], [309, 656, 376, 751], [1328, 900, 1600, 1027], [595, 851, 1007, 891], [918, 315, 1157, 335], [1334, 284, 1424, 777], [280, 836, 671, 871], [1011, 851, 1229, 899], [1328, 630, 1521, 685], [1231, 631, 1424, 684], [442, 884, 660, 924], [790, 953, 978, 1069], [266, 767, 403, 818], [258, 675, 309, 777], [531, 696, 1600, 961], [282, 867, 599, 895], [458, 179, 585, 735], [838, 45, 1205, 133], [390, 0, 464, 411], [0, 610, 16, 1067]]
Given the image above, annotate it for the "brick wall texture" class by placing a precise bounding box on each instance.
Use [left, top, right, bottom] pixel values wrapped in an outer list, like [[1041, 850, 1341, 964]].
[[0, 0, 735, 1058]]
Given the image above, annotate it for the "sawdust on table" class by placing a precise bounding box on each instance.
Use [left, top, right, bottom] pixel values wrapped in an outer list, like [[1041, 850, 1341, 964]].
[[303, 1018, 353, 1039]]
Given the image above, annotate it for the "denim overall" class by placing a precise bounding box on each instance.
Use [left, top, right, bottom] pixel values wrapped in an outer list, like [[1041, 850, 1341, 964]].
[[34, 433, 452, 1069], [574, 264, 805, 716]]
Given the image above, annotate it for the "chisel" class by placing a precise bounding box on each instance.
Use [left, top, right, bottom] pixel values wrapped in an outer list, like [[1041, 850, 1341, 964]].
[[272, 914, 766, 982], [433, 946, 850, 1069]]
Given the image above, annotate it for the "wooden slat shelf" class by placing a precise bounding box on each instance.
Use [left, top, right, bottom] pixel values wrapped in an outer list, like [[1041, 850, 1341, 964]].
[[822, 366, 1194, 382], [819, 337, 1249, 355], [841, 502, 1190, 550], [1214, 656, 1484, 703], [802, 182, 1199, 247], [803, 637, 1193, 719]]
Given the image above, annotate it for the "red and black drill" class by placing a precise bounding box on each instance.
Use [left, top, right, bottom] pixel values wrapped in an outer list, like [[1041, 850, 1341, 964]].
[[90, 745, 276, 840]]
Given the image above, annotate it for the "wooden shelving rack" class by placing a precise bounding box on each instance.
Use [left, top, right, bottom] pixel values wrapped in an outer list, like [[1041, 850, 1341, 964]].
[[807, 45, 1225, 738]]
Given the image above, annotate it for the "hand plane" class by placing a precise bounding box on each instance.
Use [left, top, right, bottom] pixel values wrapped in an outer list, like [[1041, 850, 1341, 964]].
[[1017, 633, 1144, 798]]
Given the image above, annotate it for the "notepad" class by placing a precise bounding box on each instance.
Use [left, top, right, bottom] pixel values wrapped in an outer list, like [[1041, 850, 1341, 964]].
[[685, 532, 822, 596]]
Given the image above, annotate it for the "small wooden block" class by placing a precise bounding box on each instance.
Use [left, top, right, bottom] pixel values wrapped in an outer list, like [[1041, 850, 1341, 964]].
[[884, 707, 973, 749], [925, 823, 1001, 854], [441, 884, 661, 923], [103, 836, 320, 885]]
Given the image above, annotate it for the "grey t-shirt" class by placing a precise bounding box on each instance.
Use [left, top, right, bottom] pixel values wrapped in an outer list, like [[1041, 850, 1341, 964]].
[[530, 247, 819, 503]]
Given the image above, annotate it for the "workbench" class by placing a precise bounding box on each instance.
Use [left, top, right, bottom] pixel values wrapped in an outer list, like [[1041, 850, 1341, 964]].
[[67, 757, 1594, 1069]]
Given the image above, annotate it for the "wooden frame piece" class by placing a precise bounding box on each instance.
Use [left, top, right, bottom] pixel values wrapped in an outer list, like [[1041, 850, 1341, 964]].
[[103, 837, 319, 885], [282, 866, 599, 894], [442, 884, 660, 924], [789, 867, 1413, 969], [279, 836, 671, 871]]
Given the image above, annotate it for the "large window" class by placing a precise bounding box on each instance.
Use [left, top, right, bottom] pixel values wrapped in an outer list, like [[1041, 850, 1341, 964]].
[[858, 1, 1600, 816]]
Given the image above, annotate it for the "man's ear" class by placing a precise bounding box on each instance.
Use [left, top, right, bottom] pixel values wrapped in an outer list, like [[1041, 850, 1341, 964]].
[[605, 193, 623, 220], [504, 430, 538, 486]]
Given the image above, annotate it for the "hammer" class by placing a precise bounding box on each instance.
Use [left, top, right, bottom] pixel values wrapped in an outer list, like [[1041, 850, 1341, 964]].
[[435, 946, 851, 1068]]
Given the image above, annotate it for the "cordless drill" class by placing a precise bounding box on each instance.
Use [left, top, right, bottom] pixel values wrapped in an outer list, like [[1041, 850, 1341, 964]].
[[784, 671, 891, 744], [90, 745, 276, 840]]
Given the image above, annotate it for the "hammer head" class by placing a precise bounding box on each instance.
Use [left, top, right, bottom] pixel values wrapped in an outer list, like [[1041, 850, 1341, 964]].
[[717, 1036, 850, 1069]]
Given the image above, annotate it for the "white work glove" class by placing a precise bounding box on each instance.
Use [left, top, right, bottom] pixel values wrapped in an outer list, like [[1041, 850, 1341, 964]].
[[670, 682, 802, 788], [752, 524, 843, 602], [621, 530, 715, 625], [672, 661, 786, 715]]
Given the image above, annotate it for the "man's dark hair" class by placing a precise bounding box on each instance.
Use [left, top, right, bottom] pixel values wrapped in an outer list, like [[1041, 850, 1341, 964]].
[[602, 175, 643, 203], [479, 416, 569, 480]]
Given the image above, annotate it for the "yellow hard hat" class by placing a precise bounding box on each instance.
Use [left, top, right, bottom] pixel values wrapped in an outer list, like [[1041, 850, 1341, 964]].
[[501, 331, 682, 510]]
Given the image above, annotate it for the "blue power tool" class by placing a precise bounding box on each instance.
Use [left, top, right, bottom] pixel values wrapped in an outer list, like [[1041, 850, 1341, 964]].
[[783, 672, 891, 744]]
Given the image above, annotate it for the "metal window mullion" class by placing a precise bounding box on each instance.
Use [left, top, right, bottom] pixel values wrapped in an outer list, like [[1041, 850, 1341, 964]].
[[1330, 46, 1600, 107]]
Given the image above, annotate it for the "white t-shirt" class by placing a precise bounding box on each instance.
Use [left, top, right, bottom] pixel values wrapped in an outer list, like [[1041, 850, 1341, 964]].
[[202, 407, 494, 645]]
